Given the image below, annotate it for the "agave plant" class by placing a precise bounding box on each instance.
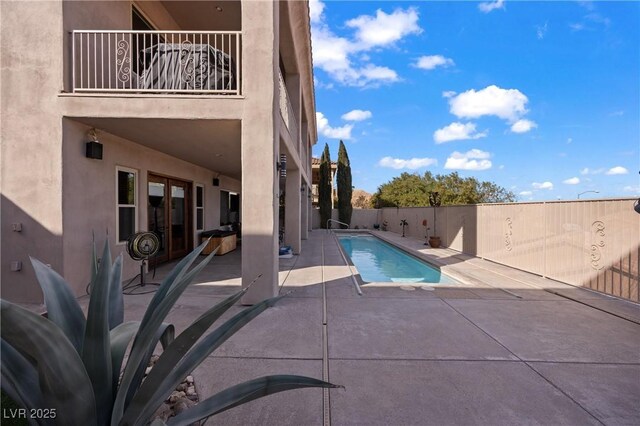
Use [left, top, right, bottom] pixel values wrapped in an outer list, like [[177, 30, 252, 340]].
[[1, 240, 340, 425]]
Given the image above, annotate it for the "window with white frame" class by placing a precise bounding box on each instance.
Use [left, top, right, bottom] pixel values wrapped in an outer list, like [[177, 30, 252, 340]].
[[116, 166, 138, 243], [195, 184, 205, 232]]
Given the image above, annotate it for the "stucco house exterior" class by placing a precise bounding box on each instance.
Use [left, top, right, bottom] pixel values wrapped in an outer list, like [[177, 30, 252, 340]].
[[1, 0, 316, 305]]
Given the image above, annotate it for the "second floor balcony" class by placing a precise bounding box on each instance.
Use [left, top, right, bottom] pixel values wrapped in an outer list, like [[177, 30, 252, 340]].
[[71, 30, 241, 95], [278, 68, 298, 140]]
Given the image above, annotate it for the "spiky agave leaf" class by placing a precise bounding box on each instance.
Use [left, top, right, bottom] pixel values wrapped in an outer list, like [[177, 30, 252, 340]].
[[125, 294, 282, 426], [121, 286, 251, 425], [1, 300, 97, 425], [83, 241, 114, 426], [136, 240, 214, 332], [30, 257, 86, 354], [108, 254, 124, 330], [123, 323, 175, 410], [167, 375, 343, 426], [111, 241, 217, 425], [90, 231, 99, 292], [0, 338, 43, 414], [109, 322, 141, 397]]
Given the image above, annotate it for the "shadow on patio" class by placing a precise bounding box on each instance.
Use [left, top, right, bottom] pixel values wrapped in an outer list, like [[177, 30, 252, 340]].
[[119, 230, 639, 425]]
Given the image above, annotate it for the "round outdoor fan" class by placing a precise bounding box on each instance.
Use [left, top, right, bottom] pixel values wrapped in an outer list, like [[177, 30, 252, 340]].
[[126, 232, 160, 261], [124, 232, 161, 291]]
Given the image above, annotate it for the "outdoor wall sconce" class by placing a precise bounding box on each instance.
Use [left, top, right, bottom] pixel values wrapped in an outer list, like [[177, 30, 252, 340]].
[[300, 184, 306, 193], [277, 154, 287, 178], [85, 128, 103, 160]]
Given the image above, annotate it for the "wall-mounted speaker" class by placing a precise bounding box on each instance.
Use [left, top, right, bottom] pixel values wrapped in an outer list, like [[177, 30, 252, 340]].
[[213, 178, 220, 186], [85, 141, 103, 159]]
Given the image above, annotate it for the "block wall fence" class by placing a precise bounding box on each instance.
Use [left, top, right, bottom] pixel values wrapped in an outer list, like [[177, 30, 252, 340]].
[[312, 199, 639, 302]]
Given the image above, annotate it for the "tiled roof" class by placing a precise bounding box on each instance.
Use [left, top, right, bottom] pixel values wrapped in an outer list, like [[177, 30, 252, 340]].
[[312, 157, 337, 166]]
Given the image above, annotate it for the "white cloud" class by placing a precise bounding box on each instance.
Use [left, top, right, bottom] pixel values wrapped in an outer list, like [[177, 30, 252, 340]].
[[448, 85, 529, 122], [444, 149, 492, 171], [567, 138, 573, 144], [581, 167, 606, 175], [570, 7, 611, 32], [433, 122, 488, 144], [359, 64, 399, 84], [478, 0, 505, 14], [309, 0, 325, 24], [563, 177, 580, 185], [310, 3, 420, 87], [532, 181, 554, 190], [606, 166, 629, 175], [379, 156, 437, 170], [519, 191, 533, 196], [536, 21, 548, 39], [510, 119, 537, 133], [442, 90, 456, 99], [311, 25, 356, 78], [342, 109, 372, 122], [415, 55, 455, 70], [316, 112, 353, 140], [623, 185, 640, 194], [569, 23, 585, 32], [609, 110, 624, 117], [346, 7, 422, 50]]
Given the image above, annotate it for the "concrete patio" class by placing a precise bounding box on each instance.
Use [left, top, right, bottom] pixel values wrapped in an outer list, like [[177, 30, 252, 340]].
[[121, 230, 639, 425]]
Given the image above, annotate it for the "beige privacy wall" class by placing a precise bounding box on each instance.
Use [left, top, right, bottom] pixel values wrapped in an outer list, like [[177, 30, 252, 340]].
[[316, 200, 639, 302]]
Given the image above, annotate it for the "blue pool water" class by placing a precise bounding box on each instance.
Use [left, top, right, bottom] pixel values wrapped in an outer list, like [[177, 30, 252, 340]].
[[338, 234, 460, 285]]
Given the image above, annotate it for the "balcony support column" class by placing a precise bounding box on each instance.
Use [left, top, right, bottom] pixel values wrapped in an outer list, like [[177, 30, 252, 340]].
[[240, 0, 279, 304]]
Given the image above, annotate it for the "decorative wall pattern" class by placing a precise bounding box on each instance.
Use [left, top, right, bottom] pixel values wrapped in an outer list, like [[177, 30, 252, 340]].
[[504, 217, 513, 252], [590, 220, 605, 270]]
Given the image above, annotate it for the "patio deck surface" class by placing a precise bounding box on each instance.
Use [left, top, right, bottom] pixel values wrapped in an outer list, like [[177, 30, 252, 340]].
[[122, 230, 639, 425]]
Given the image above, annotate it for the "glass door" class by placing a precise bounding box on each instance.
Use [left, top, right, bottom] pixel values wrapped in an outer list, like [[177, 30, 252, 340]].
[[169, 180, 190, 259], [148, 176, 168, 264], [148, 174, 192, 263]]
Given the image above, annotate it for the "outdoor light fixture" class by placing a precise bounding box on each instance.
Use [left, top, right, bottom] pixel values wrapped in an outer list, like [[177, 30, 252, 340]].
[[277, 154, 287, 178], [577, 190, 599, 199], [85, 128, 103, 160], [212, 178, 220, 186], [301, 184, 306, 193]]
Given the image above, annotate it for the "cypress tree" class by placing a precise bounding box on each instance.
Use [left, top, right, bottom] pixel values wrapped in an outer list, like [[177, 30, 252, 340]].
[[318, 143, 332, 229], [336, 140, 353, 228]]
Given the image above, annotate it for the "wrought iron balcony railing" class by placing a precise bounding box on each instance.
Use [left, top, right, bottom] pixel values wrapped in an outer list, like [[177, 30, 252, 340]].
[[278, 69, 298, 139], [72, 30, 241, 95]]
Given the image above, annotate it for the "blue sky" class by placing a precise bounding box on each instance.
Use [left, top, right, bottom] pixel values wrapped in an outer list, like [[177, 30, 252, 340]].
[[309, 0, 640, 201]]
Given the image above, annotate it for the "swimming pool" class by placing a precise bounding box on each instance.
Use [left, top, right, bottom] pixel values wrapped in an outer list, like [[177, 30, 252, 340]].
[[337, 234, 460, 285]]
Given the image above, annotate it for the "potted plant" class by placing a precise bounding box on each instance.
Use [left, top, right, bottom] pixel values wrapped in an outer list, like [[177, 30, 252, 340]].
[[428, 191, 442, 248]]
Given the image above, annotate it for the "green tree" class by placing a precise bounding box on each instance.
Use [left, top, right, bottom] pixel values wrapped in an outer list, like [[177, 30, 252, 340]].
[[318, 144, 332, 229], [336, 140, 353, 228], [372, 171, 515, 207], [372, 172, 433, 207]]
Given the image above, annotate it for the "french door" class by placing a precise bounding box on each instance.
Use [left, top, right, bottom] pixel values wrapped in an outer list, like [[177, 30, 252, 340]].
[[148, 174, 192, 263]]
